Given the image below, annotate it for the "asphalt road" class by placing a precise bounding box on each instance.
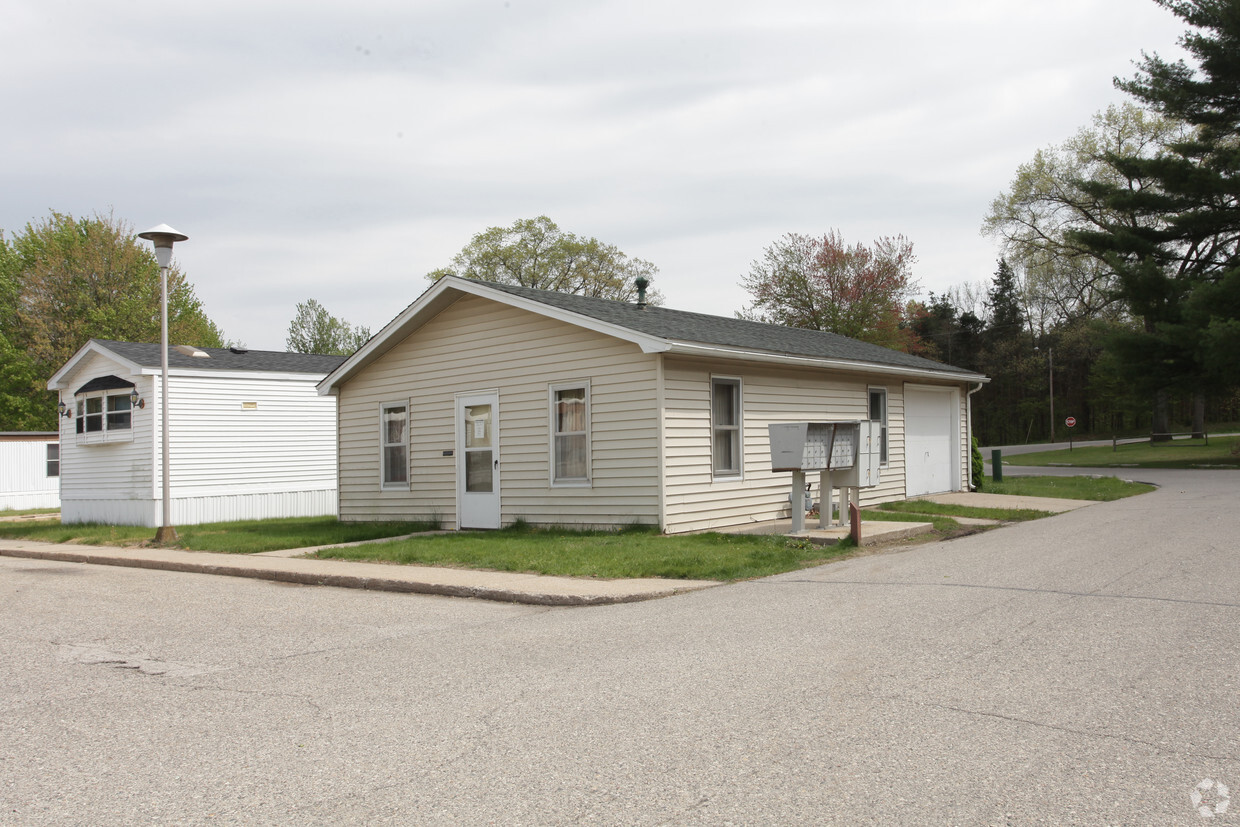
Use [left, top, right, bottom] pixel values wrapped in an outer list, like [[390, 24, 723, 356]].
[[3, 468, 1237, 825]]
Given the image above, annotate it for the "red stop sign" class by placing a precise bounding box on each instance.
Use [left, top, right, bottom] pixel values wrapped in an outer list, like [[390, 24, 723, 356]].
[[1065, 417, 1077, 428]]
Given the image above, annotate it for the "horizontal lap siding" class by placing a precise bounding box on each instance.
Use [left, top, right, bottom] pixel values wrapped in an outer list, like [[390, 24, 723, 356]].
[[337, 295, 660, 528], [0, 441, 60, 509], [160, 375, 337, 499], [662, 357, 911, 533], [57, 354, 153, 520]]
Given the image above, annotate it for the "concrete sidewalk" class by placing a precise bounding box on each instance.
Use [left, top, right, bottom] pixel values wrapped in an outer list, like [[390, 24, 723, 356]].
[[0, 539, 721, 607]]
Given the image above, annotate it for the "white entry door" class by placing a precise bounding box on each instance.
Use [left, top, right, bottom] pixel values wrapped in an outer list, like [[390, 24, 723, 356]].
[[904, 386, 958, 497], [457, 392, 500, 529]]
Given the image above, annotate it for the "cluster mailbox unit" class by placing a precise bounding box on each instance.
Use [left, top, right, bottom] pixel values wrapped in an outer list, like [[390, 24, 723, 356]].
[[768, 421, 881, 533]]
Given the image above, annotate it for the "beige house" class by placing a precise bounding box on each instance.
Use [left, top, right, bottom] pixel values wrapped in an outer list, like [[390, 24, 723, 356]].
[[318, 277, 988, 533]]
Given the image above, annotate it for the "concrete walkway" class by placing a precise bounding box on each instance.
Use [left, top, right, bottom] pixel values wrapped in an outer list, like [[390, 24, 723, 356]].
[[0, 492, 1102, 605], [910, 491, 1097, 513]]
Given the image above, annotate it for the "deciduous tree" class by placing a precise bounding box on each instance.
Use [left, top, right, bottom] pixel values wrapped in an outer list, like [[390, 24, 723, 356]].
[[428, 216, 661, 303], [285, 299, 370, 355], [0, 211, 224, 431], [739, 230, 920, 351]]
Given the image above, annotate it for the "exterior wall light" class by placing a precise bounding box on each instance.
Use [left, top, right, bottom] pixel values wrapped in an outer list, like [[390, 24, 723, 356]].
[[129, 389, 145, 409], [58, 400, 73, 419]]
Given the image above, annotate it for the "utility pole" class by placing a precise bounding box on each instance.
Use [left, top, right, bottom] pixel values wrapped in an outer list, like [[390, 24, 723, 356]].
[[1049, 346, 1055, 443]]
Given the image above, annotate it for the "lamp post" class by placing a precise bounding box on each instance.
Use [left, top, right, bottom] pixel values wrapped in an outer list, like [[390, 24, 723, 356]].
[[138, 223, 188, 544]]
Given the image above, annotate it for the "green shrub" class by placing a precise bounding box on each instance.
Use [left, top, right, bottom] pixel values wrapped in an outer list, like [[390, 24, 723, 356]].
[[971, 436, 984, 491]]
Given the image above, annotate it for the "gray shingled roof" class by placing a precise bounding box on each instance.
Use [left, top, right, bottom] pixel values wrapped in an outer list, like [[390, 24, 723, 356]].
[[94, 340, 347, 375], [478, 281, 985, 379]]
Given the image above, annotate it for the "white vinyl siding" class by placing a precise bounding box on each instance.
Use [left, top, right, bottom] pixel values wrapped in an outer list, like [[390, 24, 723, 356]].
[[550, 382, 590, 486], [55, 349, 337, 526], [0, 438, 61, 510], [336, 294, 660, 528]]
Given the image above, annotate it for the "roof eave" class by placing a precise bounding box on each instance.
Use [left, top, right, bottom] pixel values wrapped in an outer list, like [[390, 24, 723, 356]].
[[664, 341, 990, 383]]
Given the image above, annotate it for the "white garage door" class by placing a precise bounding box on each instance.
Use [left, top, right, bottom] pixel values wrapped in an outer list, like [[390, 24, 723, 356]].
[[904, 386, 957, 497]]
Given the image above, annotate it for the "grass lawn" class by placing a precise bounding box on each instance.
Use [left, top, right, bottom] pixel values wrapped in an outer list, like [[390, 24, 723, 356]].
[[0, 476, 1155, 581], [858, 509, 962, 533], [983, 475, 1156, 501], [0, 507, 59, 517], [1004, 438, 1240, 469], [0, 516, 437, 553], [314, 523, 853, 582], [876, 501, 1052, 521]]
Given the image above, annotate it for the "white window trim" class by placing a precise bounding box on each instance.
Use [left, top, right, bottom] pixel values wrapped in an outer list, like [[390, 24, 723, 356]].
[[46, 443, 60, 477], [74, 390, 135, 445], [379, 400, 409, 490], [869, 386, 889, 467], [711, 375, 744, 480], [549, 380, 591, 487]]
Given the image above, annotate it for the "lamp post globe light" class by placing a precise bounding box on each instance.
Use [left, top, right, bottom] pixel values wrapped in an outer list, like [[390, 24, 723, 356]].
[[138, 223, 188, 544]]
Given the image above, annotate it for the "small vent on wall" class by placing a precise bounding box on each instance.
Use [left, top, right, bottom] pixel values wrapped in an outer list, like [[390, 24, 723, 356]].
[[241, 402, 258, 410]]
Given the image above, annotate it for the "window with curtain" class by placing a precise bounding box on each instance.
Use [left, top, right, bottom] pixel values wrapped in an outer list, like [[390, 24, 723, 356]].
[[869, 387, 888, 464], [711, 377, 741, 476], [381, 403, 408, 487], [551, 384, 589, 484]]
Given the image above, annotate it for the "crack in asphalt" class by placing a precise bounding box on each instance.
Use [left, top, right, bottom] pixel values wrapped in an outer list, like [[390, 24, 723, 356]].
[[769, 578, 1240, 609], [885, 694, 1240, 764]]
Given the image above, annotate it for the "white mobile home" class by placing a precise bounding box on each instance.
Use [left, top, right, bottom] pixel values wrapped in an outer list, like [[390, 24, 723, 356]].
[[319, 278, 989, 533], [48, 340, 345, 527], [0, 432, 60, 511]]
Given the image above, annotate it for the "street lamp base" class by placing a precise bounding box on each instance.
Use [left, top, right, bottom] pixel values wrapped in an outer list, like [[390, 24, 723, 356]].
[[154, 526, 179, 545]]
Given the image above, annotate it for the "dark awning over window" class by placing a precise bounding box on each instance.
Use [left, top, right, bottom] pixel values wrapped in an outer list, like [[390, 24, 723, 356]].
[[74, 375, 136, 395]]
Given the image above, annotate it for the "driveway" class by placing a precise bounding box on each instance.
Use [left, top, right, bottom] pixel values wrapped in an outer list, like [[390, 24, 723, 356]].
[[2, 468, 1236, 824]]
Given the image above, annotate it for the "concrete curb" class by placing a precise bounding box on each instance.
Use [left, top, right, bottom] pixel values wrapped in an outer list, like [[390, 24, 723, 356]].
[[0, 544, 721, 607]]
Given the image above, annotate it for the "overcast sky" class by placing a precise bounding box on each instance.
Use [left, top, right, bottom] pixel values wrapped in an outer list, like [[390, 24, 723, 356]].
[[2, 0, 1189, 350]]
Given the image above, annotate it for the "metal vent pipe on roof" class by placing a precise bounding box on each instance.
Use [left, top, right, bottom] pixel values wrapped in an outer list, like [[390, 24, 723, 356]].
[[635, 276, 649, 309]]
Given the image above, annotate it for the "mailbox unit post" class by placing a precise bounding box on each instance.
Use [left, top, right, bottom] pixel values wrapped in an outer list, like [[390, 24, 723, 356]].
[[768, 421, 881, 534]]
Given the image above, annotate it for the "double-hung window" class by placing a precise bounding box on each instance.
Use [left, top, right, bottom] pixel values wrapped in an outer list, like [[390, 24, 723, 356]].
[[711, 377, 742, 477], [869, 387, 888, 464], [46, 444, 60, 477], [381, 403, 408, 487], [550, 383, 589, 485]]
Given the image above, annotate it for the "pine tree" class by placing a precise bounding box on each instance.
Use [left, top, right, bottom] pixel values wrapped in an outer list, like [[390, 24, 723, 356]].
[[1073, 0, 1240, 420]]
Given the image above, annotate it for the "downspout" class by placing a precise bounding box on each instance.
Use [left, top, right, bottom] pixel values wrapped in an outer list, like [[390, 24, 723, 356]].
[[966, 381, 984, 490]]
